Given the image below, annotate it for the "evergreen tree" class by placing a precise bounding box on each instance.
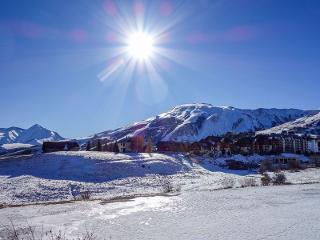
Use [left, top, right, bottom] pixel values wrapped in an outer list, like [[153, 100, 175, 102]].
[[97, 139, 102, 151], [113, 141, 119, 153], [86, 141, 91, 151], [146, 137, 152, 153]]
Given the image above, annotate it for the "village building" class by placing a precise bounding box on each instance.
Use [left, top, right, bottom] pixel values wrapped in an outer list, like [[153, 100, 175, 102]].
[[188, 142, 214, 155], [270, 136, 285, 153], [254, 135, 272, 154], [42, 141, 80, 153], [234, 137, 254, 155], [306, 137, 319, 153], [118, 138, 132, 153], [156, 141, 190, 152], [117, 136, 144, 153]]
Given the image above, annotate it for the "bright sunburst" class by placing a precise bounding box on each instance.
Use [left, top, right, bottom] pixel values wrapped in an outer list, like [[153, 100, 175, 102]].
[[126, 32, 155, 60], [97, 1, 194, 104]]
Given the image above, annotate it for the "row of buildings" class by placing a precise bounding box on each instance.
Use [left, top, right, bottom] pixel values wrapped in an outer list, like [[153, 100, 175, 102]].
[[88, 135, 151, 153], [156, 134, 320, 156], [43, 133, 320, 156]]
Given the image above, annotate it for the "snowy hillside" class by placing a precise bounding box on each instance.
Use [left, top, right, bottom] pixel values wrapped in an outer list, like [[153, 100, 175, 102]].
[[257, 112, 320, 135], [95, 103, 317, 142], [0, 124, 64, 146], [0, 151, 319, 206]]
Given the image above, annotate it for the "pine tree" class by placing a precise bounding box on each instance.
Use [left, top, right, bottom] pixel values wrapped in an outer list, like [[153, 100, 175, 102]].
[[86, 141, 91, 151], [97, 139, 102, 151], [113, 141, 119, 153], [146, 137, 152, 153]]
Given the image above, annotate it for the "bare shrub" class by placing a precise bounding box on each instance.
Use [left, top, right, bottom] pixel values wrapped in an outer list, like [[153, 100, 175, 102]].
[[80, 191, 91, 201], [260, 160, 273, 173], [287, 159, 301, 170], [240, 177, 257, 187], [272, 172, 287, 185], [221, 177, 235, 189], [260, 173, 272, 186], [1, 222, 97, 240], [161, 180, 181, 193]]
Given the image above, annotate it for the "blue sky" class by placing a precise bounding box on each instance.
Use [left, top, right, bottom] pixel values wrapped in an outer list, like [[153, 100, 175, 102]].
[[1, 0, 320, 138]]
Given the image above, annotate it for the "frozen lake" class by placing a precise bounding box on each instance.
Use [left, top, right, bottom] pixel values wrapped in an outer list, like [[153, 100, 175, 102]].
[[1, 183, 320, 240]]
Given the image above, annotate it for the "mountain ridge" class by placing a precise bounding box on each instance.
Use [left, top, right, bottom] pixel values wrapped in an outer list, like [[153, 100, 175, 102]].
[[2, 104, 319, 146], [93, 103, 319, 143]]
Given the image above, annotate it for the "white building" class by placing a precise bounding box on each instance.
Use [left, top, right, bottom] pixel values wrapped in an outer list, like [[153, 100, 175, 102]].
[[118, 140, 132, 153], [307, 138, 319, 153]]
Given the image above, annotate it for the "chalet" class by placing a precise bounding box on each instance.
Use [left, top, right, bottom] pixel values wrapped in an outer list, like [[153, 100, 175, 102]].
[[199, 136, 223, 154], [235, 137, 254, 155], [188, 142, 213, 155], [156, 141, 190, 152], [118, 138, 132, 153], [117, 136, 144, 153], [218, 136, 233, 155], [42, 141, 80, 153], [217, 142, 232, 155]]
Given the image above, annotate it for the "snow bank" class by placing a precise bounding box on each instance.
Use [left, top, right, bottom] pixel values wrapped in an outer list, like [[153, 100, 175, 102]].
[[1, 143, 33, 150], [0, 151, 190, 182]]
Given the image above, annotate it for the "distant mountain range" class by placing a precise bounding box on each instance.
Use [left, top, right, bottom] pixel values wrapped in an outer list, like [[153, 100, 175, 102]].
[[1, 104, 319, 148], [94, 103, 319, 143], [0, 124, 64, 146]]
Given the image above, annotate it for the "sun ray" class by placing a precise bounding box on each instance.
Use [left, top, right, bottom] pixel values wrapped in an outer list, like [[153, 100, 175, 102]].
[[144, 60, 168, 104], [152, 46, 203, 71]]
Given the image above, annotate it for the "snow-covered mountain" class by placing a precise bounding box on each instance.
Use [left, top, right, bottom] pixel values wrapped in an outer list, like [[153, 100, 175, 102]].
[[0, 127, 25, 145], [257, 112, 320, 136], [0, 124, 64, 146], [95, 103, 318, 143]]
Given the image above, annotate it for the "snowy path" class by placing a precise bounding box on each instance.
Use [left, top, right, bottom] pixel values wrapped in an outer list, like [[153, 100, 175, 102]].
[[1, 184, 320, 240]]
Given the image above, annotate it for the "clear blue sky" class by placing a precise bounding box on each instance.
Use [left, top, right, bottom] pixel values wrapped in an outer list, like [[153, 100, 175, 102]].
[[1, 0, 319, 138]]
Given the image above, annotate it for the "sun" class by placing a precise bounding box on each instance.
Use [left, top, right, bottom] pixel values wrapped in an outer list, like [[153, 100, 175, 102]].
[[126, 32, 155, 60]]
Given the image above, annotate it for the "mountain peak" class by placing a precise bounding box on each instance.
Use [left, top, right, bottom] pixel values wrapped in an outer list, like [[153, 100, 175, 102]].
[[29, 124, 44, 129], [0, 124, 64, 145]]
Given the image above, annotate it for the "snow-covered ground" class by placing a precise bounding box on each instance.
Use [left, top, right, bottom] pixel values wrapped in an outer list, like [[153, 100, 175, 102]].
[[1, 151, 320, 239], [1, 184, 320, 240], [1, 151, 320, 206], [0, 151, 191, 205]]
